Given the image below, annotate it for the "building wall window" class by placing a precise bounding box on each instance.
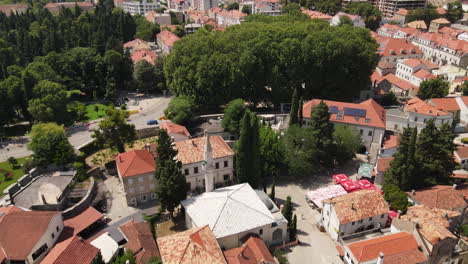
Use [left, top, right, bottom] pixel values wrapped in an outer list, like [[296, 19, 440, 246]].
[[194, 167, 199, 174], [185, 169, 189, 175], [224, 161, 228, 167], [215, 162, 219, 169]]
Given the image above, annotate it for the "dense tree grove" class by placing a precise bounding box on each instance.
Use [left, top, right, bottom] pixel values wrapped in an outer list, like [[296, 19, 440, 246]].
[[164, 17, 378, 108], [418, 78, 450, 100], [344, 2, 382, 30]]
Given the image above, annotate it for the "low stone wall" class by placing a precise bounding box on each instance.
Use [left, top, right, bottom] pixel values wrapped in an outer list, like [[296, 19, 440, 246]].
[[136, 127, 159, 139], [62, 177, 97, 219]]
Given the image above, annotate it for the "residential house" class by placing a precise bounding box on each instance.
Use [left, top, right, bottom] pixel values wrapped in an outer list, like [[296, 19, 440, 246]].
[[0, 206, 64, 264], [391, 205, 463, 264], [215, 10, 247, 27], [386, 97, 453, 132], [321, 190, 390, 241], [0, 3, 28, 16], [301, 9, 332, 21], [146, 11, 172, 25], [157, 30, 180, 55], [157, 226, 227, 264], [407, 20, 428, 30], [330, 12, 365, 28], [173, 134, 234, 192], [455, 145, 468, 169], [429, 18, 451, 33], [224, 236, 277, 264], [374, 156, 394, 185], [377, 24, 402, 37], [185, 23, 203, 34], [376, 0, 426, 18], [429, 97, 461, 121], [379, 134, 399, 157], [119, 219, 160, 264], [406, 184, 468, 223], [439, 26, 464, 39], [123, 38, 152, 53], [168, 0, 191, 10], [340, 232, 427, 264], [131, 50, 157, 65], [181, 183, 288, 249], [302, 99, 386, 150], [379, 73, 418, 98], [395, 58, 439, 86], [115, 149, 157, 206], [44, 2, 94, 15], [375, 37, 423, 67], [252, 0, 281, 16], [121, 0, 160, 16], [393, 8, 409, 24], [192, 0, 219, 11], [159, 121, 191, 141]]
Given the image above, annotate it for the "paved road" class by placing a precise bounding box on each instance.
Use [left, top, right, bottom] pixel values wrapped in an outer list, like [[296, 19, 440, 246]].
[[0, 96, 171, 162]]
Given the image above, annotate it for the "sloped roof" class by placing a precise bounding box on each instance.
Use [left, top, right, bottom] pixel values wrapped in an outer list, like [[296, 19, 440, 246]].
[[384, 73, 416, 91], [119, 220, 160, 264], [174, 135, 234, 165], [406, 185, 468, 210], [383, 135, 398, 150], [131, 50, 157, 65], [377, 157, 394, 173], [396, 8, 408, 16], [407, 20, 427, 30], [0, 3, 28, 16], [224, 236, 275, 264], [157, 30, 180, 48], [42, 236, 99, 264], [456, 145, 468, 160], [405, 97, 449, 116], [116, 149, 155, 178], [376, 37, 422, 57], [302, 99, 386, 129], [63, 207, 103, 236], [401, 58, 439, 70], [412, 69, 436, 80], [346, 232, 426, 263], [159, 121, 191, 138], [431, 18, 450, 24], [401, 205, 459, 245], [181, 184, 282, 238], [430, 97, 460, 112], [0, 208, 59, 260], [435, 8, 446, 15], [157, 226, 226, 264], [323, 190, 389, 224], [123, 38, 151, 51]]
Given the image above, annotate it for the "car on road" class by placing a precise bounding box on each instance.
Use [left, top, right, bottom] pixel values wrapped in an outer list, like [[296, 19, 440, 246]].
[[146, 119, 159, 125]]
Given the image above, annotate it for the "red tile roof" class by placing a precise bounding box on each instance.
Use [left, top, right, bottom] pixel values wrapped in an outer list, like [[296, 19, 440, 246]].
[[174, 135, 234, 165], [119, 220, 160, 264], [157, 30, 180, 48], [217, 9, 247, 19], [371, 71, 384, 84], [435, 8, 446, 15], [439, 27, 464, 37], [0, 208, 59, 260], [455, 145, 468, 161], [383, 135, 398, 150], [407, 20, 427, 30], [376, 37, 422, 57], [131, 50, 157, 65], [346, 232, 426, 263], [302, 99, 386, 129], [384, 73, 416, 91], [430, 97, 460, 112], [432, 18, 450, 24], [116, 150, 155, 178], [224, 236, 275, 264], [0, 4, 28, 16], [323, 190, 389, 224], [407, 185, 468, 210], [412, 69, 436, 80], [42, 236, 99, 264], [123, 38, 152, 51], [157, 226, 226, 264], [406, 97, 450, 116], [63, 207, 103, 236], [377, 157, 394, 173], [44, 2, 94, 14], [159, 121, 191, 138], [301, 9, 332, 20], [402, 58, 439, 70], [395, 8, 408, 16]]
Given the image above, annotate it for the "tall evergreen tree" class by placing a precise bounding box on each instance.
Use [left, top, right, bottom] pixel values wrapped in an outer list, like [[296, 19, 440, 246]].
[[384, 127, 413, 189], [154, 129, 188, 217], [235, 110, 260, 188], [298, 97, 303, 126], [289, 87, 299, 126], [309, 101, 334, 168]]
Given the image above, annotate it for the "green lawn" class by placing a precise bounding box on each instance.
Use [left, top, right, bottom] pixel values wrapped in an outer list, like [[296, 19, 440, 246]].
[[0, 156, 30, 194], [85, 104, 108, 121]]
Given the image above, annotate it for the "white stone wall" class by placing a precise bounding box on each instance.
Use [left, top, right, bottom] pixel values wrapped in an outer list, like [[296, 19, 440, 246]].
[[182, 156, 234, 191], [216, 222, 287, 250]]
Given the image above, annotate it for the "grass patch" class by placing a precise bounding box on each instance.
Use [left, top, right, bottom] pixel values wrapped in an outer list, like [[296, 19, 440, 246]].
[[85, 104, 108, 121], [0, 156, 31, 194], [156, 217, 186, 238]]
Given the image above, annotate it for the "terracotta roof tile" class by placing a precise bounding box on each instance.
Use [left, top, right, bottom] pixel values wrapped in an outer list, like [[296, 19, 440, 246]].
[[432, 18, 450, 24], [123, 38, 151, 51], [301, 9, 332, 20], [396, 8, 408, 16], [406, 97, 449, 116], [0, 4, 28, 16], [346, 232, 426, 263], [401, 205, 459, 245], [0, 208, 59, 260], [63, 207, 103, 236], [377, 157, 394, 172], [224, 236, 275, 264], [174, 135, 234, 165], [159, 121, 191, 138], [157, 226, 226, 264], [376, 37, 422, 57], [323, 190, 389, 224], [435, 8, 446, 15], [383, 135, 398, 150], [406, 185, 468, 210], [131, 50, 157, 65], [430, 97, 460, 112], [384, 73, 416, 91], [402, 58, 439, 70], [302, 99, 386, 129], [42, 236, 99, 264], [116, 150, 155, 178], [412, 69, 436, 80], [120, 220, 160, 264], [157, 30, 180, 48], [407, 20, 427, 30]]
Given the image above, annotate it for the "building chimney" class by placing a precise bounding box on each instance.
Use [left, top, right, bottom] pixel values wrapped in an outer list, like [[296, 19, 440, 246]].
[[411, 189, 415, 195], [119, 156, 122, 163], [377, 252, 384, 264], [453, 184, 457, 190], [351, 203, 355, 210]]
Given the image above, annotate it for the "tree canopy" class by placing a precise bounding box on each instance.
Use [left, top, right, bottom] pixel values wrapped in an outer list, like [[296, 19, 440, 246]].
[[418, 78, 449, 100], [164, 16, 378, 108], [222, 98, 247, 137], [164, 96, 195, 125], [344, 2, 382, 30]]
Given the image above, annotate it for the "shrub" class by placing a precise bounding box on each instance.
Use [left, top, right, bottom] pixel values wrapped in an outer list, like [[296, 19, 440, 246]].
[[7, 157, 18, 168], [461, 137, 468, 144], [273, 250, 288, 264], [164, 96, 195, 125], [22, 159, 34, 173]]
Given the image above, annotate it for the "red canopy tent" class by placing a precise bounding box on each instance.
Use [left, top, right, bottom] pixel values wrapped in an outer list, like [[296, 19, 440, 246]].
[[388, 210, 398, 219], [355, 179, 372, 189], [333, 174, 350, 184], [341, 181, 359, 192]]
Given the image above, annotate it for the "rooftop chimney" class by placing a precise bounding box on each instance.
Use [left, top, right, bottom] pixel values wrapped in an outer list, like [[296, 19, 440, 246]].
[[453, 184, 457, 190], [119, 156, 123, 163], [377, 252, 384, 264], [411, 189, 415, 195]]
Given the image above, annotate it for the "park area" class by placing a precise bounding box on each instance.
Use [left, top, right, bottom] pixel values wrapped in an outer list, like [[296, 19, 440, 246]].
[[85, 103, 108, 121], [0, 156, 30, 194]]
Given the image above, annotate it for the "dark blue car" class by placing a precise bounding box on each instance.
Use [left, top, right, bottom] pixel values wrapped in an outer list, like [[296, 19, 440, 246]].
[[146, 119, 158, 125]]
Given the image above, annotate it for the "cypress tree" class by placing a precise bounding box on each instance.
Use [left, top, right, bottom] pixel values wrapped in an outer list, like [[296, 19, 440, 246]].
[[384, 127, 413, 189], [298, 97, 303, 127], [309, 100, 335, 168], [235, 110, 260, 188], [282, 196, 293, 223], [289, 214, 297, 241], [270, 182, 275, 201], [289, 88, 299, 126]]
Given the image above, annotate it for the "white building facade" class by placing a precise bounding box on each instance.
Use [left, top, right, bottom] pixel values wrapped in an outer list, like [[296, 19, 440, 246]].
[[122, 0, 160, 15]]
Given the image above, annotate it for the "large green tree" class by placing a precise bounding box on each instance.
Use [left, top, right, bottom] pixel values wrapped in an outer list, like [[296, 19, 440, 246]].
[[154, 130, 188, 217], [383, 184, 408, 213], [28, 122, 74, 166], [344, 2, 382, 30], [28, 80, 70, 124], [333, 124, 362, 164], [258, 125, 284, 183], [406, 8, 440, 25], [283, 124, 319, 176], [309, 101, 335, 168], [235, 110, 261, 188], [92, 106, 136, 153], [164, 96, 195, 125], [289, 87, 300, 126], [418, 78, 449, 100], [222, 98, 247, 137], [446, 1, 464, 22], [134, 60, 157, 93]]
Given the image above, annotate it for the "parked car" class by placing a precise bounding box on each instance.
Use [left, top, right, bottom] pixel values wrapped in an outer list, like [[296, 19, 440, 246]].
[[146, 119, 158, 125]]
